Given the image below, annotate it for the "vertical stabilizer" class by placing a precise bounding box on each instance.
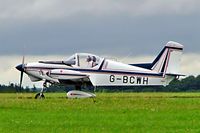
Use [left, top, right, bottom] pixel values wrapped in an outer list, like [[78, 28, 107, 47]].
[[151, 41, 183, 76]]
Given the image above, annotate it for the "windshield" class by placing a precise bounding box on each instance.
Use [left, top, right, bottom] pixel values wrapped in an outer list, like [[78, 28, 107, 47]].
[[64, 55, 76, 65], [66, 53, 103, 69]]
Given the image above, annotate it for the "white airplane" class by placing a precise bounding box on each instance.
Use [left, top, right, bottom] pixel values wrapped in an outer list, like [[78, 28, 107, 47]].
[[16, 41, 184, 99]]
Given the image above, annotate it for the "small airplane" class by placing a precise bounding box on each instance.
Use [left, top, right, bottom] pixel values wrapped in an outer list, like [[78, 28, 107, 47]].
[[16, 41, 184, 99]]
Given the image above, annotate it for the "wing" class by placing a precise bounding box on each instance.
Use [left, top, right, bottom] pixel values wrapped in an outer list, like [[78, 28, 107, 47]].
[[47, 69, 92, 85], [47, 69, 91, 85], [48, 69, 88, 80]]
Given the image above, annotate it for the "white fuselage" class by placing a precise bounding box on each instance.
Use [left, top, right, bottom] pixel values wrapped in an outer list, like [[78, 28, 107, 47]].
[[24, 58, 174, 87]]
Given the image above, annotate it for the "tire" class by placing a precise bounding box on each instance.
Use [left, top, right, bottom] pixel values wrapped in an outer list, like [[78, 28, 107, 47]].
[[35, 93, 45, 99]]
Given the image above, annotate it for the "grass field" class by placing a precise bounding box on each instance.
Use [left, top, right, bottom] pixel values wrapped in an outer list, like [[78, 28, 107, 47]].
[[0, 93, 200, 133]]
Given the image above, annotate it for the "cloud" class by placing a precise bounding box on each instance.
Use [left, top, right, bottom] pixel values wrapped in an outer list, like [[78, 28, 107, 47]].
[[181, 54, 200, 76], [0, 53, 199, 87], [0, 1, 199, 56], [0, 0, 200, 22]]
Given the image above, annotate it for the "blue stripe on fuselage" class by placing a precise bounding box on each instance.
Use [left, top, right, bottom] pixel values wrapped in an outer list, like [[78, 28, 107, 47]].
[[50, 73, 87, 76]]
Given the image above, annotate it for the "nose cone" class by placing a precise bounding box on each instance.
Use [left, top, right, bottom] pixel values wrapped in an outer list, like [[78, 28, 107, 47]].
[[16, 64, 24, 72]]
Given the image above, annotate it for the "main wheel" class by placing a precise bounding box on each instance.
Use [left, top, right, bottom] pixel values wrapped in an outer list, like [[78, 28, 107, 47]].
[[35, 93, 45, 99]]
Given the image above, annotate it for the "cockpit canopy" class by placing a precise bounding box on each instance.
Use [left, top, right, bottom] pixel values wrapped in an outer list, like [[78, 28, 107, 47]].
[[66, 53, 103, 69]]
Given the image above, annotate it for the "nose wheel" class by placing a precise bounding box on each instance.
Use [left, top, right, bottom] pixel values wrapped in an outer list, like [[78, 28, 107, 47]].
[[35, 81, 47, 99]]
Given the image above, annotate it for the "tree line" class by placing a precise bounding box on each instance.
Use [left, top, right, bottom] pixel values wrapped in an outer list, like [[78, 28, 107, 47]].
[[0, 75, 200, 93]]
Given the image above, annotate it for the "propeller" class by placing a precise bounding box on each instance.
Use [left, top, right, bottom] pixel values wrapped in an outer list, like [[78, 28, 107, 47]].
[[16, 56, 25, 89]]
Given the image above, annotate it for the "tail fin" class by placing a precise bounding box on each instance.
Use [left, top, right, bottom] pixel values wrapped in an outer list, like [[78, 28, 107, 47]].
[[151, 41, 183, 76]]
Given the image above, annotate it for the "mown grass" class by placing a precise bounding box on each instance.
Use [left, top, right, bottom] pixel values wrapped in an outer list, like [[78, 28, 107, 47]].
[[0, 93, 200, 133]]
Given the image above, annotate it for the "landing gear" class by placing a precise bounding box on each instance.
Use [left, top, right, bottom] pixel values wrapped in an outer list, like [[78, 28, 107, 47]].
[[35, 81, 47, 99], [35, 93, 45, 99]]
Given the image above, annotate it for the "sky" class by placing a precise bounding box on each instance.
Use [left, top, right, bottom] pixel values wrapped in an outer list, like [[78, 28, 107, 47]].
[[0, 0, 200, 87]]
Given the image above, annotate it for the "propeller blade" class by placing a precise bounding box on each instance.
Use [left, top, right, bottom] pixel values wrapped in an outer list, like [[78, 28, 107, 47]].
[[19, 71, 24, 88], [17, 56, 25, 89], [22, 55, 25, 65]]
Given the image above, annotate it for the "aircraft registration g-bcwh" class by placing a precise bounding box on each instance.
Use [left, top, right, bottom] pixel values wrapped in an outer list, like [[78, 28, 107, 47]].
[[16, 41, 184, 99]]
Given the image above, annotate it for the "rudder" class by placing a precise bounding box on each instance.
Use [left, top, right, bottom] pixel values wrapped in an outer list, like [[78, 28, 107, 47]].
[[151, 41, 183, 76]]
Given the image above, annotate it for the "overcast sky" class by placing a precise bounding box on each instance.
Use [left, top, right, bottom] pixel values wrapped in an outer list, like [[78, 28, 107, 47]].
[[0, 0, 200, 55], [0, 0, 200, 87]]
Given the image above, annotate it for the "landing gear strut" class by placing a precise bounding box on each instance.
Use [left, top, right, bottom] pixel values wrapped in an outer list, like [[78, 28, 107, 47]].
[[35, 81, 47, 99]]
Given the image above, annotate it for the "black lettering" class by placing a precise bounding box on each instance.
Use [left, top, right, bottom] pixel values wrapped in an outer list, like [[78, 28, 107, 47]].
[[137, 77, 142, 84], [123, 76, 128, 83], [110, 75, 115, 82], [143, 77, 148, 85], [116, 78, 122, 80], [130, 76, 135, 84]]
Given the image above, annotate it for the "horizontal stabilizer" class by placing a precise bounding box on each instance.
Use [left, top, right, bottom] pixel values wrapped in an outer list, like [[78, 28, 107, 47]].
[[165, 73, 185, 77], [129, 63, 152, 69]]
